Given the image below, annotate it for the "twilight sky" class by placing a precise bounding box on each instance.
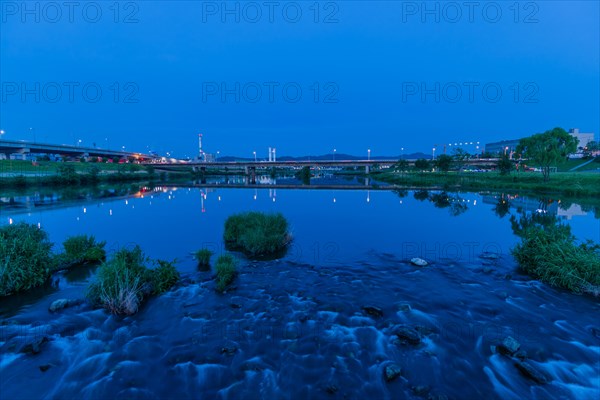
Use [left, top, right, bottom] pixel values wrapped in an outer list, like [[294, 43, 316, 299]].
[[0, 1, 598, 158]]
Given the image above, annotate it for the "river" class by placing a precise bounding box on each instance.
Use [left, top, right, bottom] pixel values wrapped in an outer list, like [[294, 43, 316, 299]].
[[1, 177, 599, 399]]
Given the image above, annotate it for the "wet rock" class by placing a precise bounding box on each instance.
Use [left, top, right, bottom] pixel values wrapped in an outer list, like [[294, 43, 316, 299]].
[[590, 326, 600, 339], [384, 363, 402, 382], [480, 252, 500, 260], [20, 336, 49, 355], [514, 361, 549, 384], [411, 385, 430, 396], [39, 364, 52, 372], [48, 299, 82, 313], [428, 395, 448, 400], [497, 336, 520, 356], [496, 291, 508, 300], [325, 384, 338, 394], [220, 344, 238, 356], [362, 306, 384, 318], [410, 258, 428, 267], [229, 303, 242, 309], [397, 303, 411, 312], [393, 325, 422, 345], [482, 266, 494, 274], [514, 350, 528, 361]]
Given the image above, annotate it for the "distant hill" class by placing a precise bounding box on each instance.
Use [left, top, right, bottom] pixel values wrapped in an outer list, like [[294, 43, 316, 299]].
[[218, 153, 431, 162]]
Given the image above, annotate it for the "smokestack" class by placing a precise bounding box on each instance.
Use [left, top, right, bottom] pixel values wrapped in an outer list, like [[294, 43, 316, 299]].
[[273, 148, 276, 162], [198, 134, 203, 159], [268, 147, 272, 162]]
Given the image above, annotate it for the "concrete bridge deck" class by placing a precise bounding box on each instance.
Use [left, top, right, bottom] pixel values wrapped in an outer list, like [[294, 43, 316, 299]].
[[0, 139, 157, 160]]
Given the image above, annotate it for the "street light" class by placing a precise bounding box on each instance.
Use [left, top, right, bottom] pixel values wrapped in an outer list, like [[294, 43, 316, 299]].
[[77, 139, 82, 147], [432, 147, 436, 160], [30, 127, 36, 143], [333, 148, 336, 161], [253, 151, 257, 162], [216, 151, 220, 161], [0, 130, 5, 137], [368, 149, 371, 161]]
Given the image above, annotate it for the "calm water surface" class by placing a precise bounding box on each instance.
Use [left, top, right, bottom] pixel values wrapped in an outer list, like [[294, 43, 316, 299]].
[[1, 179, 599, 399]]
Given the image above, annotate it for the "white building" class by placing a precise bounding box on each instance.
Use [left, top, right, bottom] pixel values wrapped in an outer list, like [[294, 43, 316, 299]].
[[569, 128, 595, 150]]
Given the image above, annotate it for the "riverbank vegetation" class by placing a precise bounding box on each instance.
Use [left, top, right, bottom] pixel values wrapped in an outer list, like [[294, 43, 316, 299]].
[[55, 235, 106, 270], [224, 212, 291, 257], [194, 249, 213, 269], [86, 246, 179, 315], [374, 170, 600, 197], [0, 223, 54, 296], [512, 225, 600, 296], [0, 224, 111, 296], [215, 254, 238, 292]]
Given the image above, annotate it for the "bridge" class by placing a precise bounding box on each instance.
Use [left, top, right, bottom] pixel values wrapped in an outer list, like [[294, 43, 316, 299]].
[[0, 139, 157, 161], [149, 158, 500, 174]]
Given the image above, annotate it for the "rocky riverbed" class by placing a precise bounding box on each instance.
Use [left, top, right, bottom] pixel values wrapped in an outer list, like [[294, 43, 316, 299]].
[[1, 253, 599, 399]]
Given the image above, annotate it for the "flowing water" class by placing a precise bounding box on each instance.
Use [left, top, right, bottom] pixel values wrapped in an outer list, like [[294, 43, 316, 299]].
[[1, 178, 599, 399]]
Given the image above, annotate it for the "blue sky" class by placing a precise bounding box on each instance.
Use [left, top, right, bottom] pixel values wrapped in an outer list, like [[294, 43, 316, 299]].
[[1, 1, 598, 158]]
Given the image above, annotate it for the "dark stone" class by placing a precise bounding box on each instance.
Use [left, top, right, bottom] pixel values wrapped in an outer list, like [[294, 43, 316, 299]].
[[480, 252, 500, 260], [394, 325, 422, 345], [514, 350, 528, 361], [48, 298, 82, 312], [220, 345, 238, 356], [428, 395, 449, 400], [325, 384, 338, 394], [590, 326, 600, 339], [39, 364, 51, 372], [514, 361, 549, 384], [230, 303, 242, 309], [411, 385, 430, 396], [384, 363, 402, 382], [397, 303, 411, 312], [497, 336, 520, 356], [20, 336, 49, 355], [362, 306, 384, 318]]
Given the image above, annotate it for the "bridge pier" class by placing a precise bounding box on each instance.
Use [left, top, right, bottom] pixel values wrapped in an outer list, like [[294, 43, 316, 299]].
[[365, 165, 370, 174]]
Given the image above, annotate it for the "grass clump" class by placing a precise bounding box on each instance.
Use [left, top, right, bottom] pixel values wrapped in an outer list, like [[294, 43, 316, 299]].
[[512, 225, 600, 296], [194, 249, 213, 268], [0, 223, 54, 296], [215, 254, 237, 292], [56, 235, 106, 269], [151, 260, 180, 295], [86, 246, 179, 315], [224, 212, 291, 257]]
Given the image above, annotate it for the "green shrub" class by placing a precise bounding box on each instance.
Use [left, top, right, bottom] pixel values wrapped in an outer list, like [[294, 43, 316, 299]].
[[215, 254, 237, 292], [56, 235, 106, 268], [0, 223, 54, 296], [150, 260, 180, 294], [86, 246, 179, 315], [224, 212, 291, 257], [512, 225, 600, 295], [194, 249, 213, 268]]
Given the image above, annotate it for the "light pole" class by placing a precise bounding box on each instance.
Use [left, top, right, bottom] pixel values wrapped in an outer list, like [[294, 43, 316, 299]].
[[216, 151, 220, 161], [253, 151, 257, 162], [368, 149, 371, 161], [77, 139, 82, 147], [0, 130, 5, 137], [333, 148, 336, 161], [432, 147, 436, 160], [30, 127, 36, 143]]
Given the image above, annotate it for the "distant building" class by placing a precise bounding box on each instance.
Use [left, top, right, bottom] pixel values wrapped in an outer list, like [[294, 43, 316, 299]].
[[568, 128, 595, 150], [485, 139, 521, 156]]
